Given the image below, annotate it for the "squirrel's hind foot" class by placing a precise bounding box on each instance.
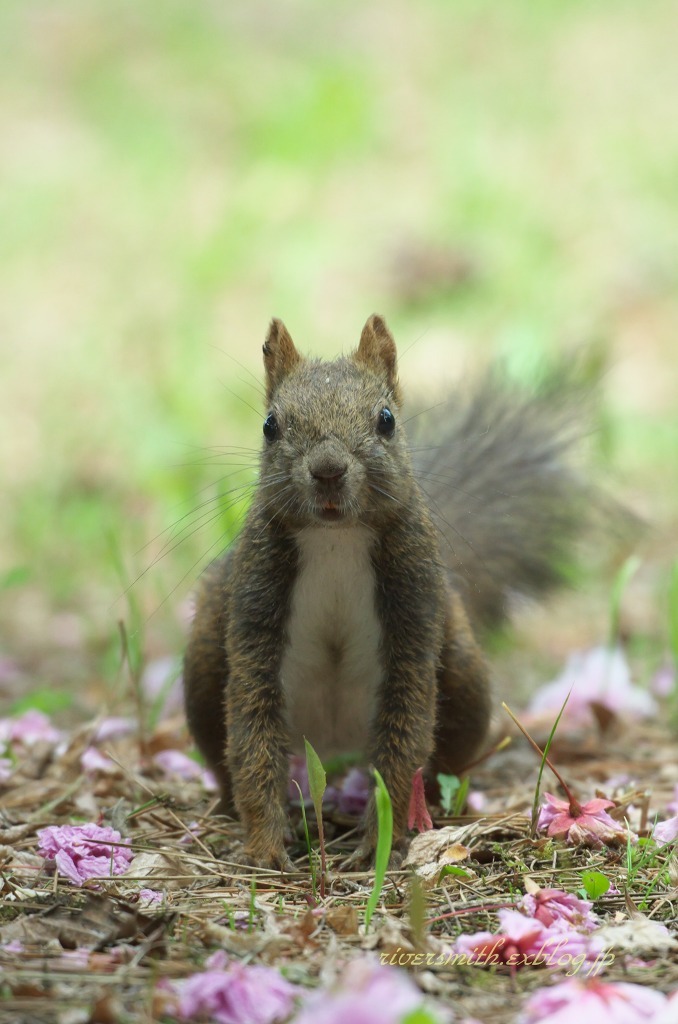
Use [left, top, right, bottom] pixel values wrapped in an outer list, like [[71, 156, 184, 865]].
[[238, 846, 297, 874], [339, 835, 409, 873]]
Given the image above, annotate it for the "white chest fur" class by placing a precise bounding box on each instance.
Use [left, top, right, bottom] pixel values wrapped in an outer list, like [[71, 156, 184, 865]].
[[281, 526, 383, 758]]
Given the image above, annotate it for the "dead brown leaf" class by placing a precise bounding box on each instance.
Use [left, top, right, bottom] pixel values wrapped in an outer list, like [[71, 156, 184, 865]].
[[325, 905, 359, 936]]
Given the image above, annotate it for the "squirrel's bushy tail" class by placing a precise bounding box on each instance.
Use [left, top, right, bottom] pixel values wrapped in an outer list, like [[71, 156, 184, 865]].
[[412, 367, 598, 630]]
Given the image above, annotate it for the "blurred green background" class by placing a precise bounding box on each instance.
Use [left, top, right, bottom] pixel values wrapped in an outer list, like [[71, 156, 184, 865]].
[[1, 0, 676, 712]]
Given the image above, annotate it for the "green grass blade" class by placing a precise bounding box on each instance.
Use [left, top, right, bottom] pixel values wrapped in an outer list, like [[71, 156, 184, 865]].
[[292, 780, 316, 898], [453, 775, 470, 816], [304, 738, 327, 898], [408, 872, 426, 949], [530, 691, 571, 836], [364, 768, 393, 931]]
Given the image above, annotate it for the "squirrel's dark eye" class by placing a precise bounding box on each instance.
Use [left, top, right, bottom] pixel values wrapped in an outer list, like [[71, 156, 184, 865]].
[[377, 407, 395, 438], [263, 412, 279, 443]]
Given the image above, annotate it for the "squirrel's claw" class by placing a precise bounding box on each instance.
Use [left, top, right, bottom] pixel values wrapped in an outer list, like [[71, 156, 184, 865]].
[[339, 836, 409, 873], [338, 845, 373, 872]]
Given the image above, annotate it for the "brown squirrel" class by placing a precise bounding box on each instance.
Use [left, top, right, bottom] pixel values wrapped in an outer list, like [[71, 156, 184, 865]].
[[183, 315, 591, 870]]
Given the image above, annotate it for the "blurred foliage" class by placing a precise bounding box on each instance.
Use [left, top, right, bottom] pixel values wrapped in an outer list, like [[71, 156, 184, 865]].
[[0, 0, 676, 689]]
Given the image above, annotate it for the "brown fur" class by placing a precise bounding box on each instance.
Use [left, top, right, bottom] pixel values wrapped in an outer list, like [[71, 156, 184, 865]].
[[183, 315, 583, 869]]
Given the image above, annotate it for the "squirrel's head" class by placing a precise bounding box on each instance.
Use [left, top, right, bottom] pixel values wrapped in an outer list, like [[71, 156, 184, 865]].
[[258, 315, 413, 529]]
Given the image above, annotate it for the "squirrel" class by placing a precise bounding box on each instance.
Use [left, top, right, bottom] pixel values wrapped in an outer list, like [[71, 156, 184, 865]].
[[183, 314, 592, 871]]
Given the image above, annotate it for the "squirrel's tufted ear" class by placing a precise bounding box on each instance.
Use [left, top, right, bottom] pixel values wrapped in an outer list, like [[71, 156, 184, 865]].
[[355, 315, 400, 400], [263, 319, 302, 402]]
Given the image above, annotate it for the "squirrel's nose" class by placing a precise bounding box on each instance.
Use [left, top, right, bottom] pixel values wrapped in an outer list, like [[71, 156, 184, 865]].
[[308, 440, 349, 483], [310, 461, 348, 483]]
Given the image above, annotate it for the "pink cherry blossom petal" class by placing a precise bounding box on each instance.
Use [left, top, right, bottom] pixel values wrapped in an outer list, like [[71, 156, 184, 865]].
[[0, 709, 61, 747], [139, 888, 164, 906], [53, 848, 85, 886], [37, 824, 134, 885], [651, 663, 675, 698], [175, 951, 298, 1024], [467, 790, 487, 812], [455, 908, 595, 972], [653, 815, 678, 848], [654, 992, 678, 1024], [520, 977, 670, 1024], [538, 793, 634, 847], [520, 887, 598, 932], [81, 747, 118, 774], [153, 750, 203, 780], [0, 940, 24, 953], [292, 957, 434, 1024], [529, 646, 658, 725], [324, 768, 371, 816], [336, 768, 371, 816], [91, 717, 136, 742]]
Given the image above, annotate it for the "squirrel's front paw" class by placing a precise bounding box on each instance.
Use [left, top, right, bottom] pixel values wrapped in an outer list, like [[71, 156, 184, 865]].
[[236, 805, 294, 871], [242, 847, 299, 872], [240, 846, 296, 873]]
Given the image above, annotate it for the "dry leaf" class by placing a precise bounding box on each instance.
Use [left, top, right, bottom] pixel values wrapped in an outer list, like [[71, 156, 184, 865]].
[[0, 913, 64, 948], [201, 920, 292, 957], [0, 893, 167, 952], [404, 824, 475, 869], [325, 905, 359, 936], [1, 779, 70, 812], [403, 825, 480, 883], [0, 823, 36, 845], [89, 992, 124, 1024], [593, 917, 676, 954], [361, 918, 415, 956], [126, 851, 199, 888]]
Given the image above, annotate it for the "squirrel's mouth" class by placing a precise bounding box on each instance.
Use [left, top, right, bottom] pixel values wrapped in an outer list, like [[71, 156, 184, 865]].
[[316, 500, 345, 523]]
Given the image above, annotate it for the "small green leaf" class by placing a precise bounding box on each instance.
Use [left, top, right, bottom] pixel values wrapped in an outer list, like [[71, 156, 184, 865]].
[[581, 870, 611, 900], [364, 768, 393, 931], [12, 690, 73, 716], [401, 1009, 440, 1024], [438, 864, 472, 882], [304, 738, 327, 816], [436, 773, 460, 814]]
